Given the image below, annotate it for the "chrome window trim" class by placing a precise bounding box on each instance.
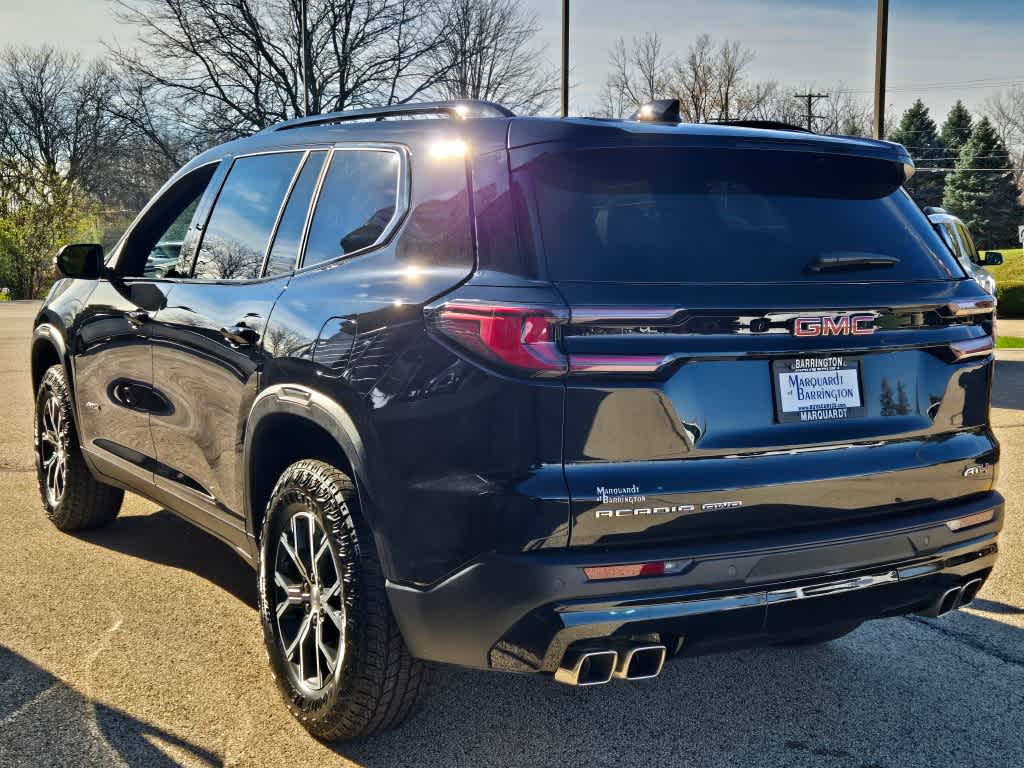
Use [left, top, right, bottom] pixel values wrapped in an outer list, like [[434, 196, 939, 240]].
[[191, 149, 308, 282]]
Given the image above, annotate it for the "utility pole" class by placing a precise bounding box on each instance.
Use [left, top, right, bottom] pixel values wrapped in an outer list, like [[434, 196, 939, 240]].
[[873, 0, 889, 139], [561, 0, 569, 117], [793, 92, 829, 132], [300, 0, 310, 116]]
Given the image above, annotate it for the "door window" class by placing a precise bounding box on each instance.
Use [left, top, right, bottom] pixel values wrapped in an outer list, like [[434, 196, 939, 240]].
[[302, 149, 401, 268], [116, 164, 218, 278], [194, 152, 302, 280], [264, 151, 328, 277]]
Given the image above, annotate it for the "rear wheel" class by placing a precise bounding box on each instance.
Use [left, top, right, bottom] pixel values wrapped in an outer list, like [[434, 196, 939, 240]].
[[777, 621, 862, 647], [257, 459, 430, 742], [34, 364, 123, 531]]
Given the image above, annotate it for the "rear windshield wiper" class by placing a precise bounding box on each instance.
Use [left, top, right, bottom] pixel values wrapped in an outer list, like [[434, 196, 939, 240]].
[[806, 252, 900, 272]]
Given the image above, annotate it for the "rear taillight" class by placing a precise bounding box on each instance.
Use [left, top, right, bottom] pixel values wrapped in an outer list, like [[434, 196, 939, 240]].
[[427, 302, 569, 377]]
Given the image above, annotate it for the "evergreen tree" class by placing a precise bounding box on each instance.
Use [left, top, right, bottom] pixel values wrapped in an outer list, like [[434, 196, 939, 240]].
[[940, 100, 973, 158], [880, 379, 896, 417], [889, 99, 945, 206], [942, 117, 1023, 247]]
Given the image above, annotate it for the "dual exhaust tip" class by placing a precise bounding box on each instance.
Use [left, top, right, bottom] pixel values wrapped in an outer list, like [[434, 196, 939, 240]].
[[921, 577, 984, 618], [555, 644, 667, 686]]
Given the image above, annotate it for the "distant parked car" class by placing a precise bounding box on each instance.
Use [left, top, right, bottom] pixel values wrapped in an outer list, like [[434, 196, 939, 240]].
[[925, 207, 1002, 295]]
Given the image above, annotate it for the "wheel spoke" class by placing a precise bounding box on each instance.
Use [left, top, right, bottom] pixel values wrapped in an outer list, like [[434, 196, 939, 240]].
[[308, 515, 319, 584], [284, 613, 311, 661], [323, 604, 345, 632], [317, 618, 337, 676], [280, 536, 310, 583]]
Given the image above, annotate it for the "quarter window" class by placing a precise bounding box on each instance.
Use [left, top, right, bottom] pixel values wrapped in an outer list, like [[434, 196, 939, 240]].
[[302, 149, 401, 268], [194, 152, 302, 280]]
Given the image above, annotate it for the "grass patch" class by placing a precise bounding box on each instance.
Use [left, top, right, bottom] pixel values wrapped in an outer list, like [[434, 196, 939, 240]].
[[984, 248, 1024, 283], [996, 335, 1024, 349]]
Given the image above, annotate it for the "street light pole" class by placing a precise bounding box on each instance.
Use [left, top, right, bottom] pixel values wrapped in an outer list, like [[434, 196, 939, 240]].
[[873, 0, 889, 139], [300, 0, 310, 117], [561, 0, 569, 117]]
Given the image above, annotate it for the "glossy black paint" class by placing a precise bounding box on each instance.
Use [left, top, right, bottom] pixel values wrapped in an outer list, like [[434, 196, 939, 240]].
[[32, 110, 1003, 673]]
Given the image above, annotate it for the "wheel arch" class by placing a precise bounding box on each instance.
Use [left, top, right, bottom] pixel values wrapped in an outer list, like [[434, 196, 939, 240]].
[[31, 324, 68, 392], [243, 385, 379, 553]]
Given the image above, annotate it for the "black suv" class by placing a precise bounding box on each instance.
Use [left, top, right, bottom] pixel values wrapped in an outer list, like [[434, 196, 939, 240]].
[[32, 99, 1002, 741]]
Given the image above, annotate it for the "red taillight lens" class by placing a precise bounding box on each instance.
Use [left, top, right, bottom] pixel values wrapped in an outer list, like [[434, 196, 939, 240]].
[[428, 302, 568, 377]]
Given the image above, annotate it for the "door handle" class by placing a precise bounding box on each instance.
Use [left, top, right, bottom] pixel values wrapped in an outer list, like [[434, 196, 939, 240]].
[[221, 324, 260, 347], [126, 310, 150, 327]]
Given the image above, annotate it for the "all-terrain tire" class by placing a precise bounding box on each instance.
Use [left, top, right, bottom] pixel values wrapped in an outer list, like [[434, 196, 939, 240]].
[[34, 364, 123, 531], [257, 459, 431, 742]]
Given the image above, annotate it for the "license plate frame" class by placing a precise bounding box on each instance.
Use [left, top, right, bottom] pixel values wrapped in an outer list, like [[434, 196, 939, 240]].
[[772, 355, 866, 423]]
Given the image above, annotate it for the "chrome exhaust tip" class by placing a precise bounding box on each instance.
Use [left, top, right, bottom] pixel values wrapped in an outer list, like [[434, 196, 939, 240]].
[[959, 578, 984, 607], [613, 645, 667, 681], [918, 585, 964, 618], [936, 586, 964, 617], [554, 649, 618, 686]]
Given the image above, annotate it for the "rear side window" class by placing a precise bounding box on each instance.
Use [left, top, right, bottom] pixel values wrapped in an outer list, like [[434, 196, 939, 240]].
[[264, 150, 328, 276], [302, 149, 401, 268], [194, 152, 302, 280], [518, 147, 962, 283]]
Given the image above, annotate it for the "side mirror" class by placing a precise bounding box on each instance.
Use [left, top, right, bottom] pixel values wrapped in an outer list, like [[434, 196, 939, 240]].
[[981, 251, 1004, 266], [55, 243, 104, 280]]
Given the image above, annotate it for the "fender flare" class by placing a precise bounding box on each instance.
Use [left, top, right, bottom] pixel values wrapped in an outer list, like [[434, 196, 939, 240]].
[[31, 323, 68, 379], [242, 383, 374, 537]]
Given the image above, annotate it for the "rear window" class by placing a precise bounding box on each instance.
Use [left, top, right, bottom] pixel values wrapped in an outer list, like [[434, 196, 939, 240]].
[[517, 148, 963, 283]]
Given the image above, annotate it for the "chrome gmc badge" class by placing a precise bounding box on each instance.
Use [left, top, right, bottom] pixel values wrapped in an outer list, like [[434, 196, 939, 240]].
[[793, 314, 875, 337]]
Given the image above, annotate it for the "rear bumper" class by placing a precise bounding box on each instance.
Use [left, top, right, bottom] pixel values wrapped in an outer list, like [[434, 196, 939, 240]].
[[386, 493, 1002, 673]]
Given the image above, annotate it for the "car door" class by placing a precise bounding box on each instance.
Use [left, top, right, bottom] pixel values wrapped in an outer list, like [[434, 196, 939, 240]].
[[73, 163, 221, 489], [147, 148, 325, 534]]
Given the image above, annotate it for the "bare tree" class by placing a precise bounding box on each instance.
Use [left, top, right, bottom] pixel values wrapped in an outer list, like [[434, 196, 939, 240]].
[[600, 33, 671, 117], [598, 33, 767, 122], [110, 0, 449, 142], [0, 46, 122, 188], [427, 0, 556, 114], [986, 86, 1024, 192]]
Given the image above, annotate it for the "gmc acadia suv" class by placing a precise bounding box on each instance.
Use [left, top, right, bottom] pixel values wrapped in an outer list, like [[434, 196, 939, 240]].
[[32, 99, 1002, 741]]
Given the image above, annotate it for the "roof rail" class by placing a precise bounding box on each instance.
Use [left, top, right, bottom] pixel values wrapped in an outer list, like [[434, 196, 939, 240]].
[[261, 99, 515, 133], [708, 119, 813, 134]]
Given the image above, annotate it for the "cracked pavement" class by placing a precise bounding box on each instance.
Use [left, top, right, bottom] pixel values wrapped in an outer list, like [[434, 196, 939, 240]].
[[2, 301, 1023, 767]]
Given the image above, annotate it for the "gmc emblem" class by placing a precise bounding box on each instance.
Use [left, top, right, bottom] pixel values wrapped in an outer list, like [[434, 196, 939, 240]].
[[793, 315, 875, 337]]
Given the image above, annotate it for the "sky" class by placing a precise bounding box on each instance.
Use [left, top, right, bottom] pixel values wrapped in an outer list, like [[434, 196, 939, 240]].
[[0, 0, 1021, 122]]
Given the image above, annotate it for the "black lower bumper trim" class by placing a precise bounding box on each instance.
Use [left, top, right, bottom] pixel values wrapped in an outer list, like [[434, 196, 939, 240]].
[[386, 493, 1002, 672]]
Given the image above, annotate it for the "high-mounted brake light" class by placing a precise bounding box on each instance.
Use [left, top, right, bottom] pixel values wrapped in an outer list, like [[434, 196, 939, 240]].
[[428, 302, 568, 376]]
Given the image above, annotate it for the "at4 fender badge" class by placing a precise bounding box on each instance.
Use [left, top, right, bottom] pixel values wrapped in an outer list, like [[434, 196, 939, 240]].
[[963, 464, 991, 478]]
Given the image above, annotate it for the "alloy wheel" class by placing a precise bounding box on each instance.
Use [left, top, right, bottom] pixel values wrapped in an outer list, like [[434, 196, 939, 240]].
[[273, 510, 346, 693], [39, 391, 68, 508]]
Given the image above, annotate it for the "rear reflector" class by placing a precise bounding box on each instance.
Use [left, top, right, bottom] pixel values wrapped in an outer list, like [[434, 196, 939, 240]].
[[568, 354, 670, 374], [950, 336, 994, 361], [945, 508, 995, 531], [583, 559, 689, 581]]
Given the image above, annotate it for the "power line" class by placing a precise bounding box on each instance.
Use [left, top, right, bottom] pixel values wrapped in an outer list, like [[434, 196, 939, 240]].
[[794, 92, 829, 131]]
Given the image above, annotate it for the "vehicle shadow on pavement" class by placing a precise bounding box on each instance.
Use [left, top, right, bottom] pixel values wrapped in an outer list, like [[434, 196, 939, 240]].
[[73, 510, 257, 608], [993, 359, 1024, 411], [339, 611, 1024, 768], [0, 645, 222, 767]]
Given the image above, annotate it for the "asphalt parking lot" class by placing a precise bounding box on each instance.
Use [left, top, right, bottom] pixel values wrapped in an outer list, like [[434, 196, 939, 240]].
[[2, 299, 1024, 768]]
